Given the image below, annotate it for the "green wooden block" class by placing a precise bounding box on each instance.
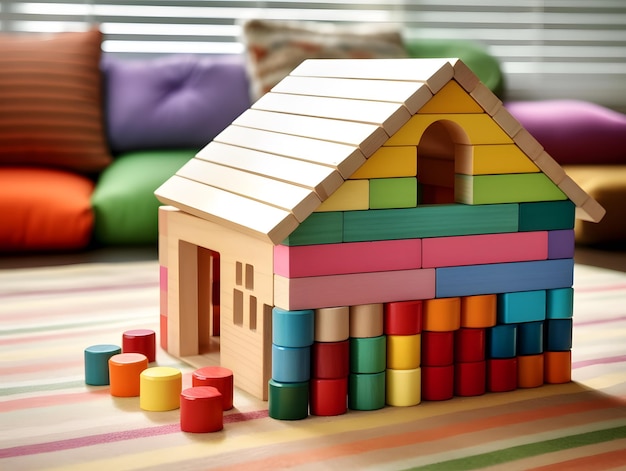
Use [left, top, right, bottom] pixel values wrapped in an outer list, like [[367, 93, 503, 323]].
[[369, 177, 417, 209], [348, 371, 386, 411], [268, 379, 309, 420], [518, 200, 576, 232], [350, 336, 386, 374], [455, 173, 567, 204], [343, 203, 519, 242], [282, 211, 342, 246]]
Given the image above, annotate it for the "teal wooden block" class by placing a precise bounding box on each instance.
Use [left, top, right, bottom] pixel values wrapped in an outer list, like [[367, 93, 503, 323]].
[[268, 379, 309, 420], [487, 324, 517, 359], [518, 201, 576, 232], [272, 344, 310, 383], [546, 288, 574, 319], [348, 371, 386, 411], [436, 259, 574, 298], [84, 344, 121, 386], [497, 290, 546, 324], [369, 177, 417, 209], [272, 307, 314, 348], [282, 211, 343, 246], [545, 318, 573, 351], [517, 321, 544, 355], [350, 336, 386, 374], [343, 203, 519, 242], [455, 173, 567, 205]]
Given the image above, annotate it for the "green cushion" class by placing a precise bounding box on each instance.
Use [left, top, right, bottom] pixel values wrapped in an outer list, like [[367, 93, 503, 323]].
[[92, 149, 196, 245], [404, 38, 505, 98]]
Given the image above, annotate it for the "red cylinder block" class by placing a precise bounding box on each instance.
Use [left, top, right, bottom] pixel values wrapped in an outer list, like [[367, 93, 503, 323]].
[[421, 365, 454, 401], [311, 340, 350, 379], [310, 377, 348, 416], [122, 329, 156, 363], [192, 366, 234, 410], [421, 331, 454, 367], [454, 328, 486, 363], [487, 358, 518, 393], [454, 361, 486, 397], [180, 386, 223, 433], [384, 300, 422, 335]]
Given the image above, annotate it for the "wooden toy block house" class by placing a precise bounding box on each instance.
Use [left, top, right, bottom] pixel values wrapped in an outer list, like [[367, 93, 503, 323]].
[[155, 58, 604, 413]]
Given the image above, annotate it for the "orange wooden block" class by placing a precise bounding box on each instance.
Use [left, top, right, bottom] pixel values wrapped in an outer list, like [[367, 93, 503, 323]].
[[518, 354, 545, 388], [423, 297, 461, 332], [109, 353, 149, 397], [544, 350, 572, 384], [460, 294, 497, 328], [349, 304, 384, 338]]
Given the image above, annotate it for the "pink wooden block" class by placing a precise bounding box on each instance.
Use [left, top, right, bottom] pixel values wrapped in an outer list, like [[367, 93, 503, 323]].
[[274, 269, 436, 310], [422, 231, 548, 268], [273, 239, 421, 278]]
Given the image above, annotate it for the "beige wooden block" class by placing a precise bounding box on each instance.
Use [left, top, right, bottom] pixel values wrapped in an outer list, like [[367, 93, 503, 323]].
[[315, 179, 369, 212], [387, 113, 514, 146], [315, 306, 350, 342], [513, 128, 544, 161], [450, 58, 480, 93], [417, 80, 483, 114], [534, 150, 566, 184], [558, 175, 589, 207], [349, 303, 384, 338], [290, 58, 455, 94], [470, 82, 502, 116], [493, 106, 523, 138], [271, 75, 433, 115], [455, 144, 540, 175], [214, 125, 366, 178], [577, 197, 607, 223], [351, 146, 417, 179], [196, 141, 343, 201], [233, 109, 388, 158], [156, 175, 299, 245], [253, 92, 411, 136], [176, 158, 321, 222]]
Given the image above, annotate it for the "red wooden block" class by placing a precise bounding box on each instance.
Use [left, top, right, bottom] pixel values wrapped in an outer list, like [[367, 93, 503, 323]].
[[310, 377, 348, 416], [192, 366, 234, 410], [487, 358, 518, 393], [454, 328, 486, 363], [180, 386, 223, 433], [421, 331, 454, 367], [311, 340, 350, 379], [454, 360, 486, 397], [123, 329, 156, 363], [384, 300, 423, 335], [421, 365, 454, 401]]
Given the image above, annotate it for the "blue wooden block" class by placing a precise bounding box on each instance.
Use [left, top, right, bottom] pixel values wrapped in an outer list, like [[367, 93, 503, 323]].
[[272, 307, 314, 348], [517, 321, 544, 355], [436, 259, 574, 298], [546, 288, 574, 319], [497, 290, 546, 324], [272, 344, 311, 383], [545, 318, 573, 351], [487, 324, 517, 359]]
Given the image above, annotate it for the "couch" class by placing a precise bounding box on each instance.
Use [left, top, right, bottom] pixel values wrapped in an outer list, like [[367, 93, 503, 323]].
[[1, 27, 624, 253]]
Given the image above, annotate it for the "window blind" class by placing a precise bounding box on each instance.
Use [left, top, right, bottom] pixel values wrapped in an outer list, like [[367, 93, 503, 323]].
[[1, 0, 625, 110]]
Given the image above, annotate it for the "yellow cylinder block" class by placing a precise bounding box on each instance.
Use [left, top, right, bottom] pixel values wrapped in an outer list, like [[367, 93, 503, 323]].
[[386, 334, 421, 370], [386, 367, 421, 407], [140, 366, 182, 411]]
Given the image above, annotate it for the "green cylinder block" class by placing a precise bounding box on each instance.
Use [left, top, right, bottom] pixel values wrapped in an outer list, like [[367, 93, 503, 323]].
[[350, 335, 386, 373], [268, 379, 309, 420], [348, 371, 386, 411]]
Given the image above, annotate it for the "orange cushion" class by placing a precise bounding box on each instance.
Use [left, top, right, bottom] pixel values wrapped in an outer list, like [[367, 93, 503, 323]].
[[0, 28, 112, 172], [0, 168, 94, 251]]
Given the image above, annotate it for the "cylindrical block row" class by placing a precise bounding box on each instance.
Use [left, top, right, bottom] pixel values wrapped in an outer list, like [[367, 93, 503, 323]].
[[545, 318, 573, 351], [192, 366, 234, 410], [310, 377, 348, 416], [315, 306, 350, 342], [122, 329, 156, 363], [421, 331, 454, 367], [544, 350, 571, 384], [348, 371, 386, 411], [386, 334, 421, 370], [518, 354, 544, 388], [311, 340, 349, 379], [268, 379, 309, 420], [421, 365, 454, 401], [460, 294, 497, 328], [350, 335, 386, 374], [487, 324, 517, 359], [454, 328, 486, 363], [546, 287, 574, 319], [349, 303, 384, 338], [517, 321, 544, 356], [384, 300, 423, 335], [386, 367, 421, 407], [84, 344, 121, 386], [180, 386, 223, 433], [109, 353, 149, 397], [273, 307, 314, 348], [487, 358, 518, 393], [423, 297, 461, 332], [454, 360, 486, 397], [140, 366, 182, 411], [272, 344, 310, 383]]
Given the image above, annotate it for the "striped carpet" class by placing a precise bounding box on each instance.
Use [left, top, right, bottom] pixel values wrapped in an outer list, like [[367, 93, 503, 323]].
[[1, 261, 625, 470]]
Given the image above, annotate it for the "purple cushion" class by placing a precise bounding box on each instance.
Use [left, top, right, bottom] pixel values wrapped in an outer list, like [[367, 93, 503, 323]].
[[103, 54, 251, 153], [506, 100, 626, 165]]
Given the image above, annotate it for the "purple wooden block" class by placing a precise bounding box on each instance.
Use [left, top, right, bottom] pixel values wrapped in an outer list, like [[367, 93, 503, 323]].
[[548, 230, 575, 259]]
